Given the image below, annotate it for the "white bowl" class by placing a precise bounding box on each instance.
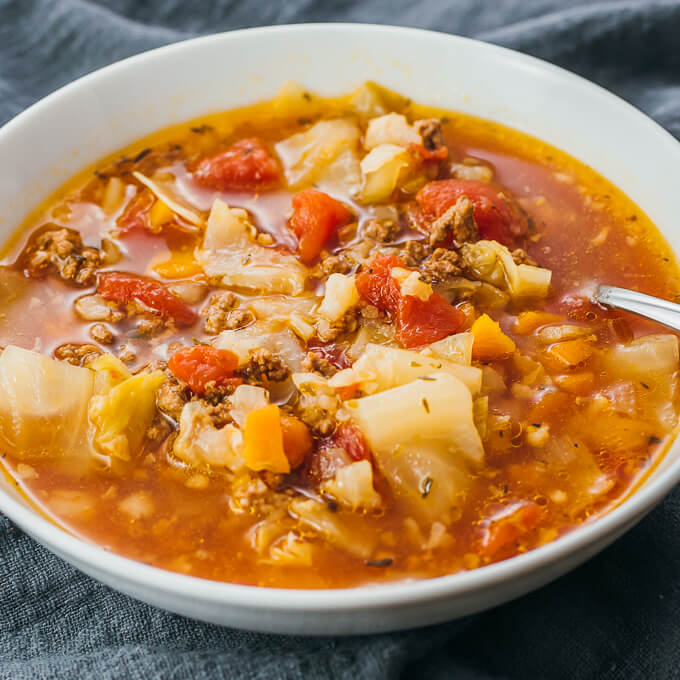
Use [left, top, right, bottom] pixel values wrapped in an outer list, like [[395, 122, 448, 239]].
[[1, 24, 679, 636]]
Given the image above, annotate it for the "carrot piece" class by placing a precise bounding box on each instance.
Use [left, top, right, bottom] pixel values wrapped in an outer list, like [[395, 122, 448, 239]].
[[148, 199, 175, 230], [542, 337, 594, 370], [554, 371, 595, 395], [471, 313, 517, 360], [151, 250, 203, 279], [514, 311, 563, 335], [242, 404, 290, 474], [280, 414, 313, 470]]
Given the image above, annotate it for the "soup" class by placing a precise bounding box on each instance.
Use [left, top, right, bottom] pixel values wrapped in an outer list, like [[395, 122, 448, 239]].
[[1, 82, 678, 588]]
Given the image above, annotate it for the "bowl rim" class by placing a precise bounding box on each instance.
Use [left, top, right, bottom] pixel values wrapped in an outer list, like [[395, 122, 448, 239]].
[[1, 22, 680, 613]]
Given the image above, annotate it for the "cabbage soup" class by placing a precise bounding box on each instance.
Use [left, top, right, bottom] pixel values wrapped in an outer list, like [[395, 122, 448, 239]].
[[0, 83, 678, 588]]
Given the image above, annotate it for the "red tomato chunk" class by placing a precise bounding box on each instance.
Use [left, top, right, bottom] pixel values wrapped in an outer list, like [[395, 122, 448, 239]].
[[355, 255, 464, 347], [116, 190, 154, 233], [480, 501, 543, 558], [289, 189, 353, 264], [193, 138, 280, 192], [416, 179, 528, 246], [331, 423, 371, 462], [97, 272, 197, 326], [168, 345, 240, 395]]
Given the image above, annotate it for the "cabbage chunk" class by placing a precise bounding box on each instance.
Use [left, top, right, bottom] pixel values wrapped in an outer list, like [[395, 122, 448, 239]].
[[360, 143, 412, 203], [0, 346, 93, 460], [322, 460, 382, 511], [328, 343, 482, 396], [275, 118, 361, 187], [461, 240, 551, 299], [132, 172, 203, 227], [88, 370, 164, 461], [347, 373, 483, 523], [364, 113, 421, 150], [173, 401, 244, 470], [196, 199, 308, 295]]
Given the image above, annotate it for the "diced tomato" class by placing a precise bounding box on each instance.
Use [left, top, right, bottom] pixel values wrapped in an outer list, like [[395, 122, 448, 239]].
[[355, 254, 404, 315], [408, 143, 448, 164], [397, 292, 465, 348], [480, 501, 543, 558], [168, 345, 240, 395], [193, 138, 280, 192], [355, 255, 463, 348], [331, 423, 370, 462], [305, 423, 371, 483], [416, 179, 529, 246], [306, 339, 351, 370], [97, 272, 197, 326], [116, 190, 154, 233], [288, 189, 353, 263]]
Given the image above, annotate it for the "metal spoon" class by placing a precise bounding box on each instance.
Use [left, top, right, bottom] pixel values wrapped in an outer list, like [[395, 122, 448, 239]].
[[595, 285, 680, 332]]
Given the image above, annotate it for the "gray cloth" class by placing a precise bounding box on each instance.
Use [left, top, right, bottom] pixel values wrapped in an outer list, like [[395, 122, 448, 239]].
[[1, 1, 680, 678]]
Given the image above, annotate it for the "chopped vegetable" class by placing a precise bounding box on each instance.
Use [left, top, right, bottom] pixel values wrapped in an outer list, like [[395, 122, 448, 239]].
[[275, 118, 361, 187], [168, 345, 239, 395], [242, 404, 290, 474], [193, 138, 280, 192], [98, 272, 197, 326], [132, 172, 203, 226], [196, 199, 308, 296], [88, 370, 164, 461], [356, 255, 464, 347], [289, 189, 353, 263], [0, 346, 93, 461], [470, 314, 517, 360], [416, 179, 529, 246], [322, 460, 382, 510]]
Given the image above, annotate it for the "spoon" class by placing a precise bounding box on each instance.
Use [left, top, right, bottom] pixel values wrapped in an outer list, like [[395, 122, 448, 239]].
[[595, 285, 680, 332]]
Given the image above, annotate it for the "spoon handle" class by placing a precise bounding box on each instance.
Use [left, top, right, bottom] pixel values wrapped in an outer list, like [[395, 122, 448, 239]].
[[595, 285, 680, 332]]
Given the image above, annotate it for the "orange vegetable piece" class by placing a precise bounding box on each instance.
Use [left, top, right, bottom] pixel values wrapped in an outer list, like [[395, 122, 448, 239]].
[[289, 189, 353, 263], [554, 371, 595, 395], [514, 311, 563, 335], [481, 501, 543, 557], [471, 314, 517, 360], [242, 404, 290, 474], [280, 414, 313, 469], [542, 337, 594, 370]]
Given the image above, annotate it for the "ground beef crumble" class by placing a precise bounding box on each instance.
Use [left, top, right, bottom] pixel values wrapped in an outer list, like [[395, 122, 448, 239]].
[[89, 323, 114, 345], [511, 248, 538, 266], [399, 239, 432, 267], [24, 227, 101, 286], [415, 119, 444, 150], [315, 309, 359, 343], [421, 248, 463, 284], [363, 218, 400, 243], [54, 343, 102, 366], [427, 196, 477, 246], [301, 351, 338, 377], [156, 374, 190, 422], [236, 348, 290, 385], [202, 292, 254, 334]]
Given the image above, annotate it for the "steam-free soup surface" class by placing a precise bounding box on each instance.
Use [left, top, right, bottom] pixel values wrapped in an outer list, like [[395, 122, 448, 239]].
[[1, 83, 678, 588]]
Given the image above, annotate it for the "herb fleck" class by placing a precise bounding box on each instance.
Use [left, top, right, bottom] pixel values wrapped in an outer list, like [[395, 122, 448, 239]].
[[641, 382, 650, 390], [133, 148, 152, 163], [422, 398, 430, 413], [419, 375, 436, 381], [365, 558, 393, 567], [649, 436, 663, 445], [421, 477, 433, 498]]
